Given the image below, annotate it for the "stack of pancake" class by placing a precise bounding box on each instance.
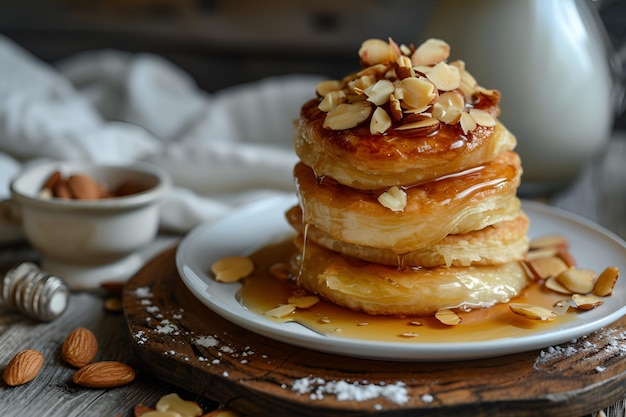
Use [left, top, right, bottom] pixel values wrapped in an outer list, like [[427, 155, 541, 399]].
[[287, 38, 529, 316]]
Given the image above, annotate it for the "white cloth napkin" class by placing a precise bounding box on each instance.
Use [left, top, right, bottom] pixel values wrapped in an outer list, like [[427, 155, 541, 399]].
[[0, 35, 322, 237]]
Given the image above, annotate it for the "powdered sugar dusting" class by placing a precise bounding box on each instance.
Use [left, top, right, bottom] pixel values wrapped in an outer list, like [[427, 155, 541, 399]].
[[534, 327, 626, 371], [134, 286, 153, 298], [129, 283, 428, 410], [155, 319, 179, 335], [291, 377, 409, 405], [130, 284, 262, 369], [195, 335, 219, 348]]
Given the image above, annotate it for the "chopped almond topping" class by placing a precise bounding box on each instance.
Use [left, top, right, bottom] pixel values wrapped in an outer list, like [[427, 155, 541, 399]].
[[317, 37, 498, 135]]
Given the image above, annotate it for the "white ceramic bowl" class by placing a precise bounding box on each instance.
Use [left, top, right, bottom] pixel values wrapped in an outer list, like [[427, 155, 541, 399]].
[[9, 160, 171, 289]]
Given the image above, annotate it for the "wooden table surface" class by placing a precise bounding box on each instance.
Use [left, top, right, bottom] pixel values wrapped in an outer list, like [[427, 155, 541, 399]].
[[1, 133, 625, 417]]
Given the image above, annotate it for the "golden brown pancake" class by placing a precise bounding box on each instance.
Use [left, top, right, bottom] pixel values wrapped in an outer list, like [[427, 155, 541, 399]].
[[295, 94, 516, 190], [286, 206, 529, 268], [294, 150, 523, 253], [292, 238, 528, 316]]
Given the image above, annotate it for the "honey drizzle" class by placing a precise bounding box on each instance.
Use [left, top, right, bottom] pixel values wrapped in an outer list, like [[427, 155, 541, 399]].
[[237, 239, 577, 345], [296, 151, 518, 212]]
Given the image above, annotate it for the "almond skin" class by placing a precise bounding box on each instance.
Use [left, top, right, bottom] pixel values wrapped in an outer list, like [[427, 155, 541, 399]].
[[72, 361, 135, 388], [67, 174, 102, 200], [62, 327, 98, 368], [3, 349, 44, 386]]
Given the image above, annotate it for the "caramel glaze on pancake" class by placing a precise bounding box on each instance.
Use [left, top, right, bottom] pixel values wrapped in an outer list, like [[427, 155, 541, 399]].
[[286, 206, 529, 268], [294, 150, 522, 254], [295, 91, 516, 190], [292, 237, 529, 316]]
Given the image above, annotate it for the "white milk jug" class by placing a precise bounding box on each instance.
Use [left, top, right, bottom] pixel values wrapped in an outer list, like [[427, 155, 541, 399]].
[[422, 0, 626, 194]]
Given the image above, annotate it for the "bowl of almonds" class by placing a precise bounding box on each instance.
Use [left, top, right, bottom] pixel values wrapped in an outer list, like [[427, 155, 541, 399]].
[[9, 160, 171, 289]]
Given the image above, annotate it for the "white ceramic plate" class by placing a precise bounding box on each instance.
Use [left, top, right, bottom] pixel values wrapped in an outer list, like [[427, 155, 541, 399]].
[[176, 195, 626, 361]]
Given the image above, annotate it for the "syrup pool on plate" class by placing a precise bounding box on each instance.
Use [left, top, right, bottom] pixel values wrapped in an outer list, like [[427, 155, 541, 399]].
[[236, 238, 578, 344]]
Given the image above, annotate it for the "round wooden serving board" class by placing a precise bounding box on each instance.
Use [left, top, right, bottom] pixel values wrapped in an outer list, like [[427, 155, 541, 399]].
[[123, 246, 626, 417]]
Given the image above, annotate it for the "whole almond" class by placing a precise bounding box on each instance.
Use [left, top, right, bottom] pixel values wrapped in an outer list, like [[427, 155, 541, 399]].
[[67, 174, 102, 200], [73, 361, 135, 388], [2, 349, 44, 386], [41, 170, 62, 191], [62, 327, 98, 368], [54, 179, 73, 199]]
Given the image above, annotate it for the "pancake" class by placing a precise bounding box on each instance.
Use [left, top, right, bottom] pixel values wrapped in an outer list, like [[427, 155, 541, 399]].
[[286, 206, 529, 268], [294, 150, 523, 253], [295, 98, 516, 190], [292, 238, 529, 316]]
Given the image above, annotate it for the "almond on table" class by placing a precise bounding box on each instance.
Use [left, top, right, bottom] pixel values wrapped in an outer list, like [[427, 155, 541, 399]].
[[2, 349, 44, 386], [62, 327, 99, 368], [72, 361, 135, 388]]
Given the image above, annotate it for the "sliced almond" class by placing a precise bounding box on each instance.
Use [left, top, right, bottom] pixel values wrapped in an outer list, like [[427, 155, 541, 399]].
[[435, 309, 461, 326], [316, 79, 342, 97], [426, 62, 461, 91], [358, 39, 398, 66], [459, 112, 477, 134], [545, 276, 572, 294], [211, 256, 254, 283], [469, 108, 496, 127], [411, 38, 450, 66], [450, 60, 478, 99], [370, 107, 392, 135], [397, 77, 436, 111], [264, 304, 296, 318], [318, 90, 347, 112], [593, 266, 620, 297], [358, 63, 391, 78], [287, 295, 320, 309], [395, 55, 415, 80], [377, 186, 407, 212], [572, 294, 603, 311], [509, 303, 556, 321], [525, 247, 559, 261], [556, 246, 577, 268], [529, 235, 568, 250], [348, 74, 377, 93], [556, 267, 596, 294], [528, 256, 569, 280], [323, 102, 372, 130], [432, 91, 464, 124], [388, 94, 403, 121], [364, 79, 395, 106], [552, 299, 572, 316], [156, 393, 203, 416]]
